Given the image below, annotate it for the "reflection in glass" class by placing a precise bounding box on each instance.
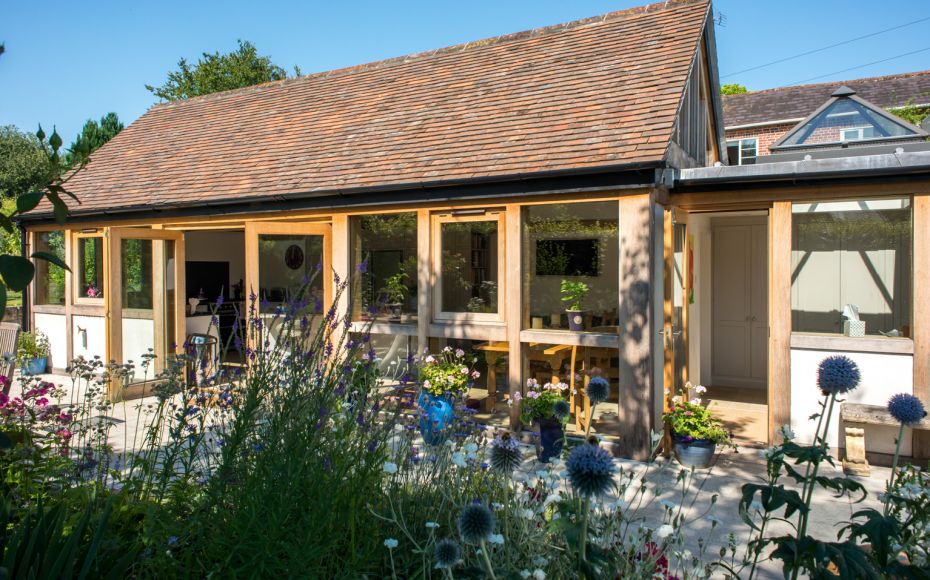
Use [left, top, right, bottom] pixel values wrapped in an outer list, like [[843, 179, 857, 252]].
[[351, 213, 417, 321], [78, 237, 104, 299], [258, 234, 324, 314], [792, 198, 911, 335], [523, 202, 618, 331], [122, 239, 153, 310], [440, 220, 499, 314], [35, 231, 65, 305]]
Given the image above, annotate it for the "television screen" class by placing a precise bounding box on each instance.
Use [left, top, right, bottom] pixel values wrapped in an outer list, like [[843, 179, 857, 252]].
[[536, 239, 599, 276]]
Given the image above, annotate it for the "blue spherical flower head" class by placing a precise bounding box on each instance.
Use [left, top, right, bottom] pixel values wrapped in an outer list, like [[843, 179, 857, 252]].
[[458, 504, 495, 544], [552, 399, 571, 420], [566, 440, 616, 498], [434, 539, 462, 569], [587, 376, 610, 405], [489, 432, 522, 474], [887, 393, 927, 425], [817, 355, 861, 395]]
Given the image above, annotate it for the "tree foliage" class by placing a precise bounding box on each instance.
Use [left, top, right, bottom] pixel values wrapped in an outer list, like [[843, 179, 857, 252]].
[[66, 112, 124, 167], [145, 40, 296, 101], [721, 83, 748, 95], [0, 126, 53, 199]]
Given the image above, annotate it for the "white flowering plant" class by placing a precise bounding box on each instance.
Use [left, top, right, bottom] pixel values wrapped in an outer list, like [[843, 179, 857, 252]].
[[518, 379, 569, 425], [663, 384, 731, 445], [417, 346, 480, 396]]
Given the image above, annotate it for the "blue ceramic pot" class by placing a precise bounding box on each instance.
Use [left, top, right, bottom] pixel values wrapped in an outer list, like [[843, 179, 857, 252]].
[[671, 434, 716, 468], [534, 417, 564, 463], [22, 357, 47, 376], [418, 390, 455, 445]]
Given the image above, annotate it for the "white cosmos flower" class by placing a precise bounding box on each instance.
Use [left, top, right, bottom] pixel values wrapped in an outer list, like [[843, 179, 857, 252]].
[[464, 442, 479, 453], [488, 533, 504, 545], [425, 522, 440, 529], [452, 452, 467, 467], [383, 462, 398, 474], [521, 508, 535, 519], [384, 538, 399, 549], [520, 571, 531, 579], [656, 524, 674, 539], [532, 569, 546, 580]]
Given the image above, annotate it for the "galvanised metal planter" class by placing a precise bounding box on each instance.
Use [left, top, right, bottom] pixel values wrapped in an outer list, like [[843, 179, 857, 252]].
[[671, 434, 717, 468]]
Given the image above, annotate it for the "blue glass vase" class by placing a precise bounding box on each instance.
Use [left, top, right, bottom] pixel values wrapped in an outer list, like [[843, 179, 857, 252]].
[[418, 390, 455, 445], [534, 417, 564, 463]]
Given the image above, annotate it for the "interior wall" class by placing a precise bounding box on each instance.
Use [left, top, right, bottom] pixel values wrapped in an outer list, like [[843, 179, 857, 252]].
[[687, 214, 712, 386], [72, 315, 106, 362], [184, 231, 245, 298], [34, 312, 67, 370]]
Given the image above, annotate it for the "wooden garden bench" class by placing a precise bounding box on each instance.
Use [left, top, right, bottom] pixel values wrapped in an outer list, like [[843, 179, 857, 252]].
[[840, 402, 930, 476]]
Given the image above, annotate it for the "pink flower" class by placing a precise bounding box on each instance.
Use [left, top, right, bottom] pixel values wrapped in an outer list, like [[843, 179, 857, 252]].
[[0, 392, 7, 408], [460, 367, 469, 374], [513, 392, 522, 402], [471, 370, 481, 379], [425, 355, 436, 364], [455, 348, 465, 357]]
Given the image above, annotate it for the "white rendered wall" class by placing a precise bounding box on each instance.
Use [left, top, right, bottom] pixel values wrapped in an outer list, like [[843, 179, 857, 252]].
[[687, 214, 713, 386], [72, 315, 106, 363], [122, 318, 155, 380], [34, 313, 67, 370], [790, 348, 913, 455]]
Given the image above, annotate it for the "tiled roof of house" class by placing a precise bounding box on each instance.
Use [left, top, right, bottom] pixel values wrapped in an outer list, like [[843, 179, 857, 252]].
[[41, 0, 709, 217], [723, 69, 930, 128]]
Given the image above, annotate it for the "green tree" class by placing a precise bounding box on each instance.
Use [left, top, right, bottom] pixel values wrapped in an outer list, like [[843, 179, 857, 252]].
[[0, 125, 53, 199], [66, 112, 124, 166], [146, 40, 297, 101], [721, 83, 748, 95]]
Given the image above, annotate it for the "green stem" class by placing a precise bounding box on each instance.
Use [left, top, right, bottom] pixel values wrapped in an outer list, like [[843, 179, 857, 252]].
[[479, 540, 497, 580], [884, 422, 906, 517], [579, 497, 589, 572], [791, 393, 836, 580]]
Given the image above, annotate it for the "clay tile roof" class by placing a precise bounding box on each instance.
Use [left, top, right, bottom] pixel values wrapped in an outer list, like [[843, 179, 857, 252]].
[[723, 69, 930, 128], [47, 0, 709, 217]]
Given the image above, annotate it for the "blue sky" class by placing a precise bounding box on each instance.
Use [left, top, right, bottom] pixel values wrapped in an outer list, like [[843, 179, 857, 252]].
[[2, 0, 929, 145]]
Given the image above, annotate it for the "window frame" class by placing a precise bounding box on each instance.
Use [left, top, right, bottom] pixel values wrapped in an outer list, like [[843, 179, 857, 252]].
[[839, 126, 874, 142], [726, 137, 758, 165], [431, 210, 506, 323], [72, 232, 105, 306], [349, 211, 419, 324]]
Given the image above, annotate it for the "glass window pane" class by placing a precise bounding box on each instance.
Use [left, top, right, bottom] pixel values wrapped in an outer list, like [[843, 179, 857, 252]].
[[122, 239, 153, 310], [351, 213, 418, 322], [523, 202, 619, 331], [35, 231, 65, 305], [440, 220, 499, 314], [427, 337, 510, 426], [726, 142, 740, 165], [781, 98, 918, 147], [78, 237, 104, 299], [791, 198, 912, 336], [258, 234, 324, 314]]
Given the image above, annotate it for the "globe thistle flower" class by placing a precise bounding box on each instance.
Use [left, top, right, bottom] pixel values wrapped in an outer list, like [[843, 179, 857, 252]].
[[552, 399, 571, 420], [887, 393, 927, 425], [458, 503, 495, 544], [489, 432, 522, 474], [586, 376, 610, 405], [817, 355, 861, 395], [434, 538, 462, 569], [566, 440, 616, 498]]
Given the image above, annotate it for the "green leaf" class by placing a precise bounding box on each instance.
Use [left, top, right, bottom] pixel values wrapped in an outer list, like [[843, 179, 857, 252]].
[[46, 192, 69, 225], [15, 192, 44, 214], [31, 251, 70, 271], [0, 284, 7, 324], [0, 255, 35, 291]]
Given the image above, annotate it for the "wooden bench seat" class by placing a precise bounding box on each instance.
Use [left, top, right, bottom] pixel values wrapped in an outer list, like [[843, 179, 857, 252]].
[[840, 402, 930, 476]]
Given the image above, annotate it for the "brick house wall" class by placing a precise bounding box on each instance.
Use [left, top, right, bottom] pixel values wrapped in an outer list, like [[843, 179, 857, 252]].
[[724, 123, 795, 157]]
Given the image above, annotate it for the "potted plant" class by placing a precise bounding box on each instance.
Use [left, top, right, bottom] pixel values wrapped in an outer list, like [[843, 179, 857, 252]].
[[380, 272, 410, 322], [18, 331, 50, 376], [416, 347, 480, 444], [519, 378, 570, 462], [662, 383, 732, 468], [560, 280, 589, 331]]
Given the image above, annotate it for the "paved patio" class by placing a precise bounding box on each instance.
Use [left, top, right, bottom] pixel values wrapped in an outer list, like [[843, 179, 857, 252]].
[[23, 372, 889, 578]]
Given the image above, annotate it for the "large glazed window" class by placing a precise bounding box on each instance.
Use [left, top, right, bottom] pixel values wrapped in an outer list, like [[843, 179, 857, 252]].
[[34, 231, 65, 306], [351, 213, 418, 322], [121, 238, 154, 310], [76, 236, 104, 301], [523, 202, 619, 332], [435, 214, 503, 319], [791, 198, 912, 336], [258, 234, 325, 314]]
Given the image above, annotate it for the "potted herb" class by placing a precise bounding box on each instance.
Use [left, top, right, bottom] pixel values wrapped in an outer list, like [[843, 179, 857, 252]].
[[518, 378, 571, 462], [18, 331, 50, 376], [662, 383, 732, 468], [416, 347, 480, 444], [560, 280, 589, 331], [380, 272, 409, 322]]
